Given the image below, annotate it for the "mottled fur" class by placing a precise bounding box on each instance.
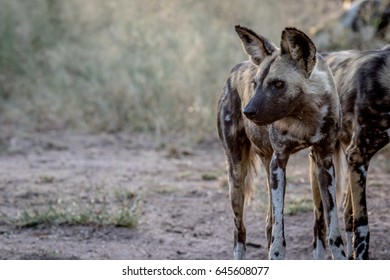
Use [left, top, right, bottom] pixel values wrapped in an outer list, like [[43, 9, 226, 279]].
[[323, 46, 390, 259], [217, 26, 346, 260]]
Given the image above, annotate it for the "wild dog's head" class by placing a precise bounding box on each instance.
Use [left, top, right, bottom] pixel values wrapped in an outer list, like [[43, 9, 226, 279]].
[[235, 26, 317, 126]]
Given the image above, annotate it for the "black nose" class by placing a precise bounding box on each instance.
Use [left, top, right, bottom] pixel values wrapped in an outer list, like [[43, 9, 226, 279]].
[[243, 106, 257, 119]]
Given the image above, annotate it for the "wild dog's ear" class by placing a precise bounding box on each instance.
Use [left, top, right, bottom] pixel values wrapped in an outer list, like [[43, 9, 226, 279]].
[[235, 25, 276, 65], [280, 27, 316, 78]]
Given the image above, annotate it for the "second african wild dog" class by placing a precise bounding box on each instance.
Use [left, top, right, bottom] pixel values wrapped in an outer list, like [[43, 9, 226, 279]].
[[323, 46, 390, 259], [217, 26, 346, 259]]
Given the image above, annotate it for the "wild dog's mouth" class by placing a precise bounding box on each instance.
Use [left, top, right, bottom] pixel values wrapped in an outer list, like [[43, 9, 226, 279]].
[[243, 112, 280, 126], [253, 118, 281, 127]]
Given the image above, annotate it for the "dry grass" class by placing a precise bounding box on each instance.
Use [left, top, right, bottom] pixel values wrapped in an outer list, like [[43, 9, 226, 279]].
[[2, 187, 139, 228], [0, 0, 340, 143]]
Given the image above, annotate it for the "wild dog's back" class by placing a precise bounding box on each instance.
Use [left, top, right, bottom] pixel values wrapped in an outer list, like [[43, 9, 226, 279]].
[[217, 61, 254, 149], [324, 47, 390, 144], [217, 61, 257, 136]]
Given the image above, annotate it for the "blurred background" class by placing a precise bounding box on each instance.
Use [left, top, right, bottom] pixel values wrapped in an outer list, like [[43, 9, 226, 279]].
[[0, 0, 389, 144]]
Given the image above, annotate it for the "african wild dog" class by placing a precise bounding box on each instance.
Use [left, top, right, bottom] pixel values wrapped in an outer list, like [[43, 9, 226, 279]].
[[323, 46, 390, 259], [217, 26, 346, 259]]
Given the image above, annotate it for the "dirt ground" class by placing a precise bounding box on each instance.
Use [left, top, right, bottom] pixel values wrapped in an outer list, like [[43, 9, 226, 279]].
[[0, 132, 389, 260]]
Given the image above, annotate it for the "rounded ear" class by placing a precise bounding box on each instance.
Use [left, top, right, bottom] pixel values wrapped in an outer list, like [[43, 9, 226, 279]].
[[235, 25, 276, 65], [280, 27, 316, 78]]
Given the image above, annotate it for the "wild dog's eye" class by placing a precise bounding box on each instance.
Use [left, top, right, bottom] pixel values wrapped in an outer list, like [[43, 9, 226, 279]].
[[271, 80, 285, 90]]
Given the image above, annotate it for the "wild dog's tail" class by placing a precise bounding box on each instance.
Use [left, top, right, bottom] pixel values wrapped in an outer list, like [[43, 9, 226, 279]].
[[244, 146, 258, 205], [333, 141, 348, 209]]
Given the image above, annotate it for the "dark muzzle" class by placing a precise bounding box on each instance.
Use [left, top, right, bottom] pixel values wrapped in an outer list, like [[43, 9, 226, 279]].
[[243, 105, 257, 120]]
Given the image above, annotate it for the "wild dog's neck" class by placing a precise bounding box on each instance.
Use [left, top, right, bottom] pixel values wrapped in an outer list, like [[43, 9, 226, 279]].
[[273, 94, 326, 141]]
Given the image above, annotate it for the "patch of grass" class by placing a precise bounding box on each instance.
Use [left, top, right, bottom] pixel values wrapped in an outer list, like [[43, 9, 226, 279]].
[[201, 172, 218, 181], [8, 190, 139, 228]]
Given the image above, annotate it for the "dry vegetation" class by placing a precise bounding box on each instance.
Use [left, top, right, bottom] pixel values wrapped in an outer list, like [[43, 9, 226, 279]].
[[0, 0, 341, 142]]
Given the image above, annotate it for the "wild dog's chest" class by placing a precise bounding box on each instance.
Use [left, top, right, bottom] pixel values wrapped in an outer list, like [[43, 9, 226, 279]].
[[244, 119, 318, 157]]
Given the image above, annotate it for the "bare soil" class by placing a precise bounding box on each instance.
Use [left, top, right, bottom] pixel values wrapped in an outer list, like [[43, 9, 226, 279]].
[[0, 132, 389, 259]]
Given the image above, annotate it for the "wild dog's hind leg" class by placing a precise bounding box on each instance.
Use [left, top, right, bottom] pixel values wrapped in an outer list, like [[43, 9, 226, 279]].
[[311, 146, 346, 259], [337, 142, 354, 259], [346, 127, 389, 259], [225, 139, 253, 260], [218, 102, 254, 259], [259, 156, 272, 249], [346, 144, 370, 260], [343, 187, 354, 259], [310, 152, 327, 259]]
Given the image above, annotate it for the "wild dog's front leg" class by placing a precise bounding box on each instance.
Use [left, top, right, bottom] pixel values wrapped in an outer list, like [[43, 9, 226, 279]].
[[312, 149, 346, 260], [268, 153, 288, 260]]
